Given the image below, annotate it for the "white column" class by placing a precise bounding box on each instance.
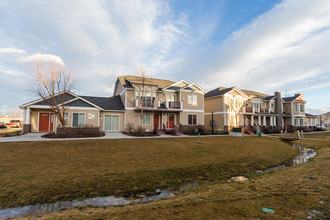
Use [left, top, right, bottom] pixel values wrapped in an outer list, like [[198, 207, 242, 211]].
[[274, 116, 277, 126], [26, 108, 31, 124], [258, 116, 261, 125], [270, 116, 273, 126], [23, 109, 26, 124], [251, 115, 254, 126], [263, 116, 266, 126], [165, 101, 169, 108]]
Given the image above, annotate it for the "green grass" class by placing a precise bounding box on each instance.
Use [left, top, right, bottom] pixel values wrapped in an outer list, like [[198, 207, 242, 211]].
[[0, 136, 296, 209], [24, 138, 330, 220]]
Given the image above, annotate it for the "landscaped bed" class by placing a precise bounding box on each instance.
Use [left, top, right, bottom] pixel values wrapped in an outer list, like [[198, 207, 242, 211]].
[[0, 136, 297, 209]]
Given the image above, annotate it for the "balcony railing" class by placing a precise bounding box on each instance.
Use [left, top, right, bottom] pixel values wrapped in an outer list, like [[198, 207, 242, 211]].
[[169, 101, 181, 109], [245, 107, 254, 113], [135, 99, 155, 108]]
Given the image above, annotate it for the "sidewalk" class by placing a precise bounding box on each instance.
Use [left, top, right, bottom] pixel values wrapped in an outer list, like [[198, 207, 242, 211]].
[[0, 132, 201, 143]]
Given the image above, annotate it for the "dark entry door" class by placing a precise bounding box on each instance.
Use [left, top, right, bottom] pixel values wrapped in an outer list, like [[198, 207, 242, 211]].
[[39, 113, 50, 132], [154, 114, 159, 129]]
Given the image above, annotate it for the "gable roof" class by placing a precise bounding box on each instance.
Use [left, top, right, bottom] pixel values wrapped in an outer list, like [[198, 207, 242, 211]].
[[282, 94, 306, 102], [118, 75, 175, 89], [204, 87, 248, 99], [241, 89, 269, 98], [80, 95, 125, 111], [263, 95, 275, 101]]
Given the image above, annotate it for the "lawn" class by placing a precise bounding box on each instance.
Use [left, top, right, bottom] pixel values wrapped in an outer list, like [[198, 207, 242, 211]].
[[24, 138, 330, 220], [0, 136, 296, 209]]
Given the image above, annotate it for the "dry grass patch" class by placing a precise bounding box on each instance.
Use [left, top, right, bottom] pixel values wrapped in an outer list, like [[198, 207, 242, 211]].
[[24, 139, 329, 220], [0, 136, 296, 208]]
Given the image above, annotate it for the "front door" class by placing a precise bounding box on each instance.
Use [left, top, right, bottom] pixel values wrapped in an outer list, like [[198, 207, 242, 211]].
[[154, 114, 159, 129], [39, 113, 50, 132], [167, 114, 175, 129]]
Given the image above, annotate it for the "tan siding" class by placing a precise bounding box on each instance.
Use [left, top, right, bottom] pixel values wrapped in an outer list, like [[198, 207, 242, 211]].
[[181, 91, 204, 110], [204, 113, 224, 131], [204, 97, 223, 113], [181, 112, 204, 125]]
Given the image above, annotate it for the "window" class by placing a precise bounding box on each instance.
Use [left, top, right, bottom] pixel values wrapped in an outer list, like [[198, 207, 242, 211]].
[[166, 94, 176, 102], [188, 95, 197, 106], [294, 118, 298, 126], [188, 115, 197, 125], [72, 113, 85, 127], [300, 119, 304, 126], [300, 104, 304, 112], [64, 113, 69, 125], [295, 104, 298, 112], [271, 103, 274, 108], [88, 113, 95, 119], [140, 113, 151, 125], [104, 115, 119, 131]]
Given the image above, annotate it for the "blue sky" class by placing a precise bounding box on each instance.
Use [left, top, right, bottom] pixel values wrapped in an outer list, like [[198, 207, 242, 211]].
[[1, 0, 330, 115]]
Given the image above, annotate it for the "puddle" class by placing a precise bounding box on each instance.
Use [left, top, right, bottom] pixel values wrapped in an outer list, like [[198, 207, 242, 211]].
[[256, 144, 317, 174], [0, 144, 316, 219]]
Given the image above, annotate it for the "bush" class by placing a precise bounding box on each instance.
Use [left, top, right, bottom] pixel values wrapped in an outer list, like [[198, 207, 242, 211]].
[[264, 128, 273, 134], [182, 125, 205, 135], [125, 123, 135, 135], [46, 126, 104, 138], [315, 127, 326, 131]]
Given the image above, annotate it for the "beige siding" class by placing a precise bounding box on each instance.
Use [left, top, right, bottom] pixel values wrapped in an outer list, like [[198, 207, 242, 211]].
[[204, 97, 223, 113], [181, 91, 204, 110], [204, 113, 225, 131], [181, 112, 204, 125]]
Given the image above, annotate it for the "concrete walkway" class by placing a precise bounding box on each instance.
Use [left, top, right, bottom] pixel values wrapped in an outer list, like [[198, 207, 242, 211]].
[[0, 132, 201, 143]]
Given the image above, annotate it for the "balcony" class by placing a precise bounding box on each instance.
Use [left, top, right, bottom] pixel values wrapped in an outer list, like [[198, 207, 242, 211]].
[[244, 107, 254, 113], [260, 108, 271, 113], [164, 101, 182, 110], [135, 99, 155, 108]]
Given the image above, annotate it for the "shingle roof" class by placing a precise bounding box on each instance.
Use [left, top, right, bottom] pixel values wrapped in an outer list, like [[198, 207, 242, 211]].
[[305, 113, 318, 117], [263, 95, 275, 101], [204, 87, 234, 98], [241, 89, 269, 98], [282, 95, 299, 102], [118, 75, 175, 89], [80, 95, 125, 111]]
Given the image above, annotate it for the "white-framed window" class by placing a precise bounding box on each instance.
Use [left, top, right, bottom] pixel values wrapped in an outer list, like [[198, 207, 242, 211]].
[[166, 94, 176, 102], [72, 113, 85, 127], [300, 119, 304, 126], [188, 95, 197, 106], [104, 114, 120, 131], [295, 104, 298, 112], [88, 113, 95, 119], [300, 104, 304, 112], [64, 112, 69, 125], [294, 118, 298, 126], [139, 113, 151, 125], [188, 114, 197, 125]]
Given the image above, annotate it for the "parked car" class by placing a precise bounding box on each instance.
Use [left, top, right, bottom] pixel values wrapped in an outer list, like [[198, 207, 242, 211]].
[[0, 122, 6, 128], [9, 120, 22, 128]]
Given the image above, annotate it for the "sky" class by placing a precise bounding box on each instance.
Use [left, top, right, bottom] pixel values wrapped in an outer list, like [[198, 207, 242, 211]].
[[1, 0, 330, 115]]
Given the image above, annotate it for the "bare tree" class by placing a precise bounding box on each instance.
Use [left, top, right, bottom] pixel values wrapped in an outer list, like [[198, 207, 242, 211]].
[[227, 96, 248, 129], [29, 61, 76, 134], [128, 68, 153, 132]]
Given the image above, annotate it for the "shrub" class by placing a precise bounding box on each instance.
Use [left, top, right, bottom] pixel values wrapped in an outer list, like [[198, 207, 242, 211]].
[[125, 123, 135, 135]]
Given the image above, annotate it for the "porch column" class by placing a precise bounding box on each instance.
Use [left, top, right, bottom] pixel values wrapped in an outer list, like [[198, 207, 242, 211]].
[[274, 116, 277, 126], [258, 116, 261, 125], [251, 115, 254, 126], [26, 108, 31, 124], [270, 116, 273, 126], [23, 109, 26, 124], [263, 116, 266, 126]]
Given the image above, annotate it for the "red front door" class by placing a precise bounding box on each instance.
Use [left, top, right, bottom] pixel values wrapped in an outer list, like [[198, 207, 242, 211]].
[[39, 113, 50, 132], [167, 114, 175, 129], [154, 114, 159, 129]]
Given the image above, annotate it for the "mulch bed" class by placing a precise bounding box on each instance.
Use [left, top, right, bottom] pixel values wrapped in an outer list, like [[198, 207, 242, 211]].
[[42, 132, 105, 138], [122, 131, 156, 137]]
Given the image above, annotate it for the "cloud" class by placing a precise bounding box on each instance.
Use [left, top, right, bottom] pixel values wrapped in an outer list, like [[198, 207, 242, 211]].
[[17, 53, 64, 65], [160, 0, 330, 96], [0, 48, 26, 54]]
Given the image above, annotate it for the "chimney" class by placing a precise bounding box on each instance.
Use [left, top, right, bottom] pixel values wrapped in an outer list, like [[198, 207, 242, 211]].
[[295, 93, 303, 98], [274, 91, 283, 130]]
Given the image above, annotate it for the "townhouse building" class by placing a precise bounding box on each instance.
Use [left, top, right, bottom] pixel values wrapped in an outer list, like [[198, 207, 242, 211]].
[[20, 75, 206, 134]]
